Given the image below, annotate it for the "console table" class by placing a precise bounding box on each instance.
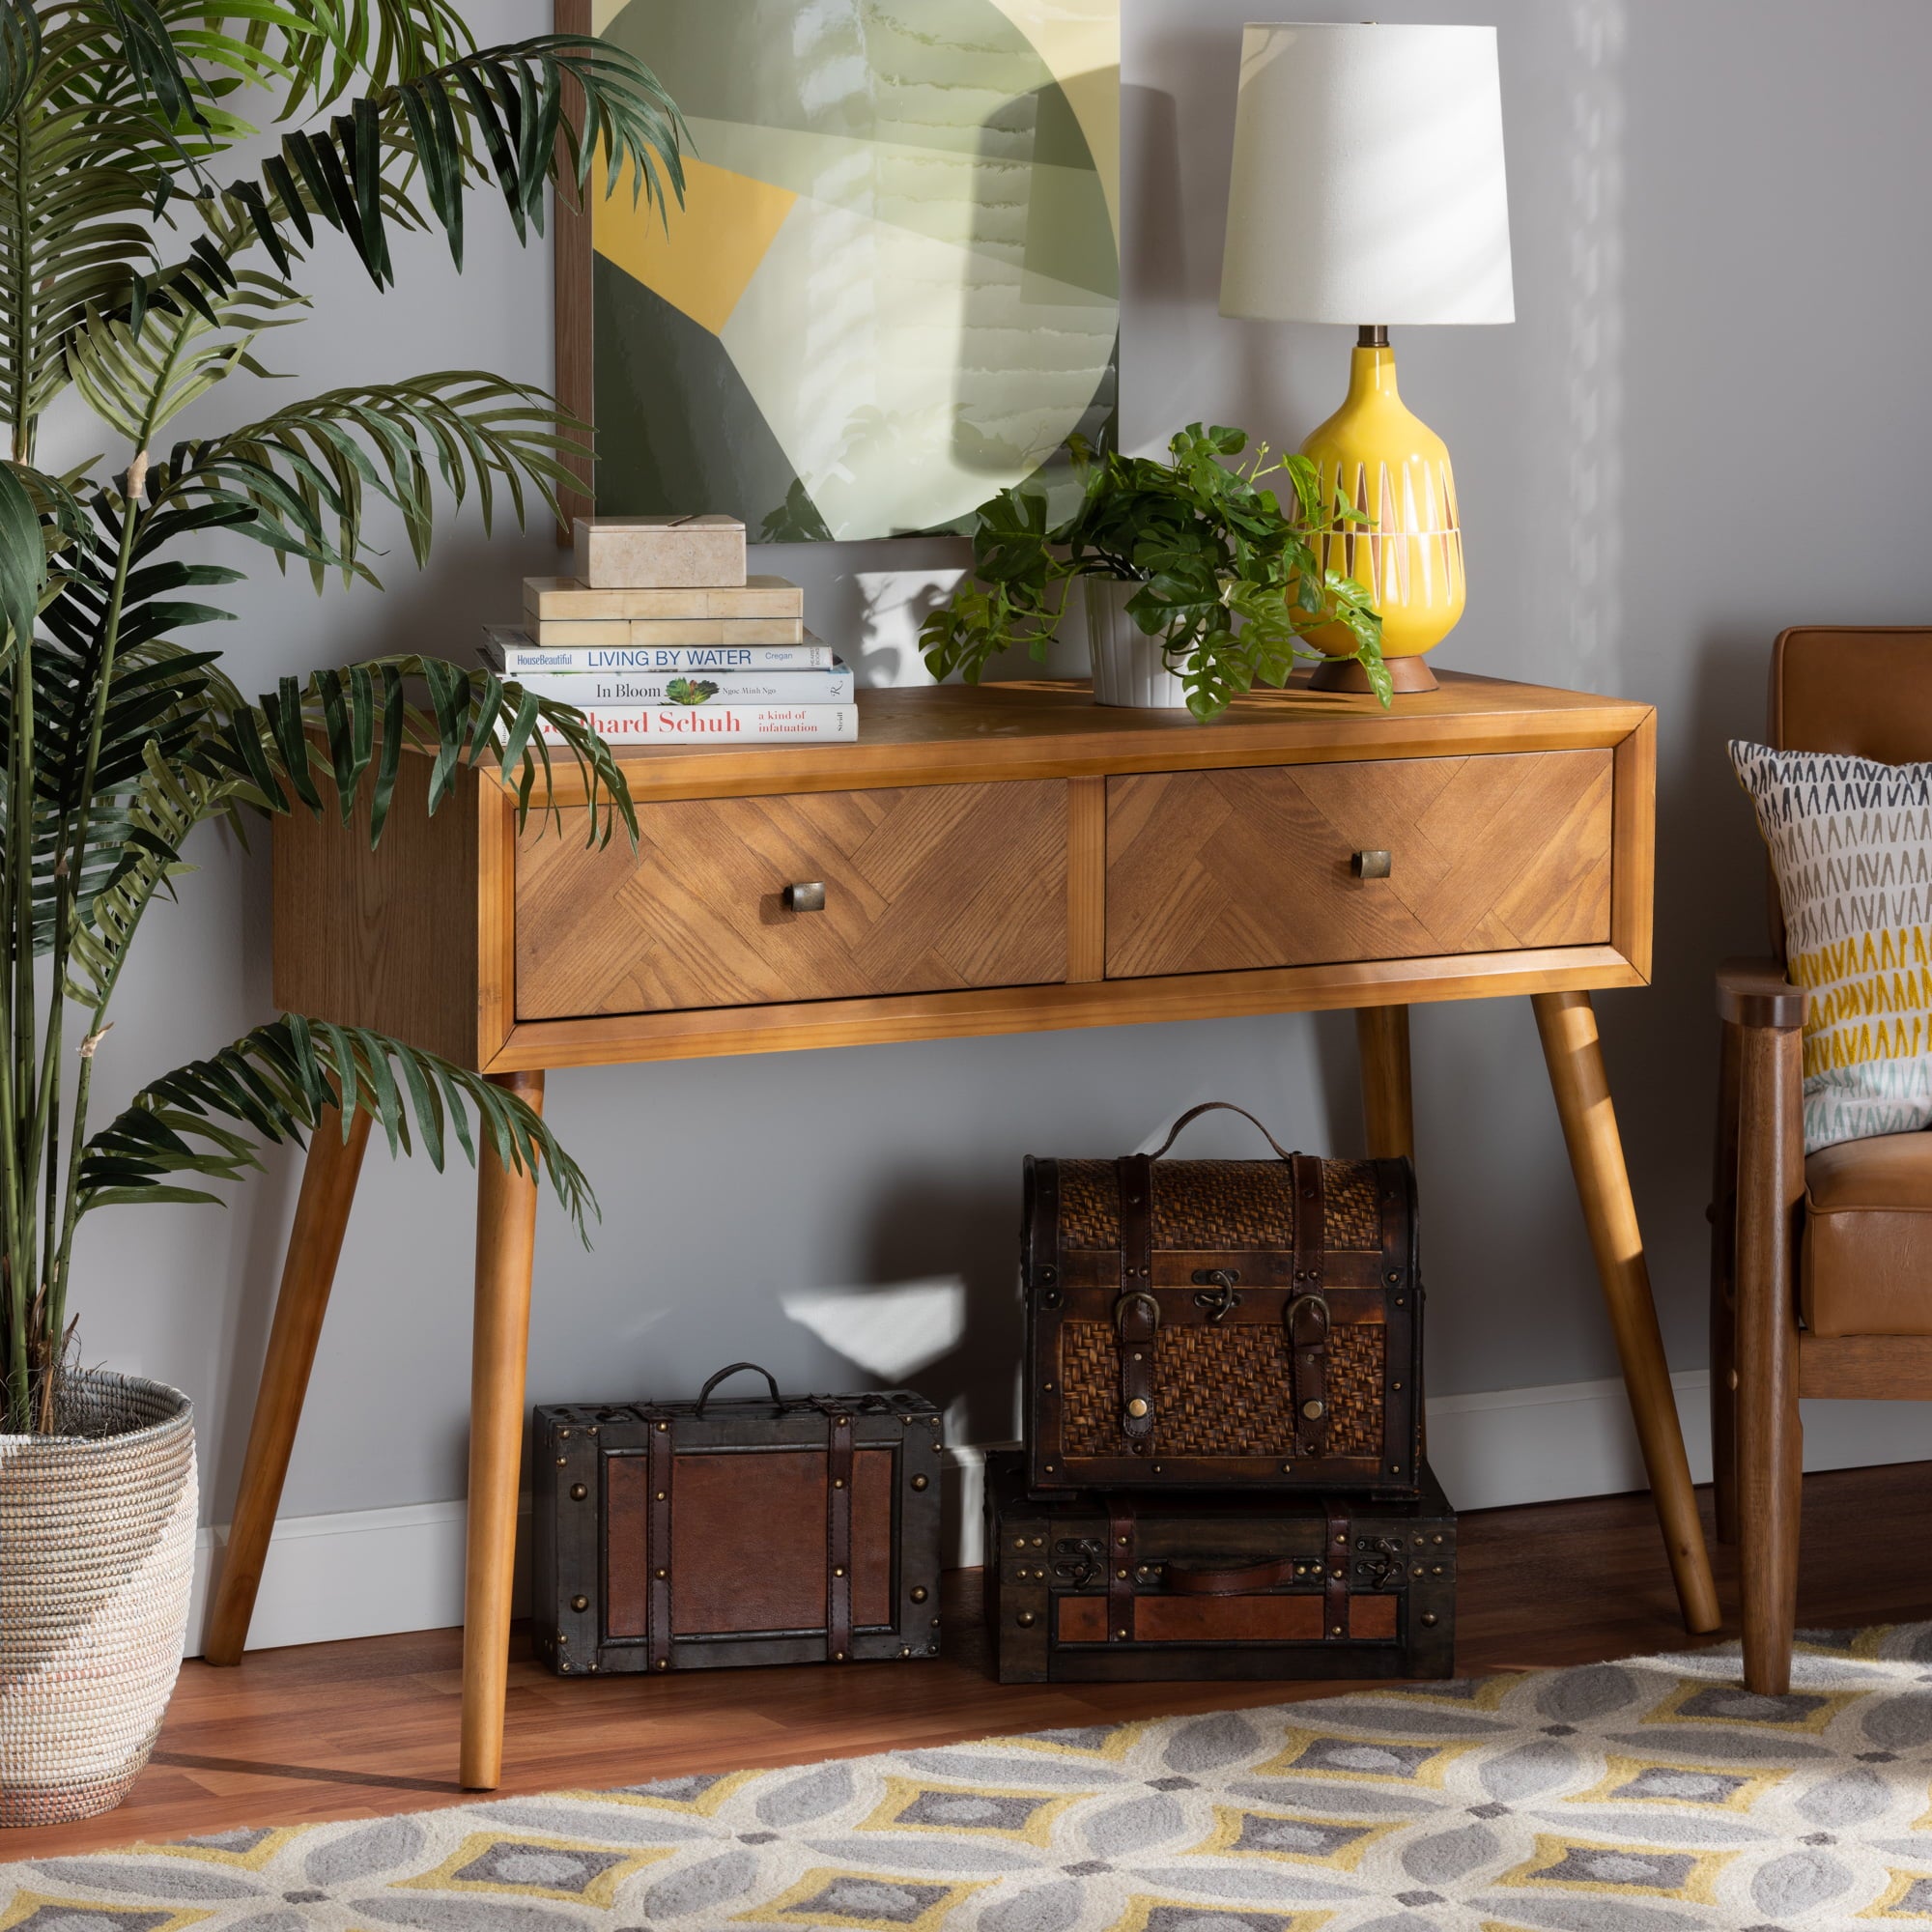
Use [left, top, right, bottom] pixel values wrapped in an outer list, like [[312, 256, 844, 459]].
[[202, 672, 1719, 1789]]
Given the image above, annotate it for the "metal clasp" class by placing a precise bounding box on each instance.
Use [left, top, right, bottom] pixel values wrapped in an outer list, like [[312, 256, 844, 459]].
[[1190, 1266, 1240, 1322]]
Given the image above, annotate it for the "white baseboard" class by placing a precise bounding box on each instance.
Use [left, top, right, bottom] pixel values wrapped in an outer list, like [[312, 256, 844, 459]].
[[185, 1376, 1932, 1657]]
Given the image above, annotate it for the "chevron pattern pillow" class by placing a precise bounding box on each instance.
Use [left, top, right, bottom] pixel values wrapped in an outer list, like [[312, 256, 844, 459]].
[[1731, 740, 1932, 1153]]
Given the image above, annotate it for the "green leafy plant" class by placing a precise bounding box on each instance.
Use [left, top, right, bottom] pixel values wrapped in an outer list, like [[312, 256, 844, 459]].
[[664, 676, 718, 705], [919, 424, 1389, 720], [0, 2, 689, 1434]]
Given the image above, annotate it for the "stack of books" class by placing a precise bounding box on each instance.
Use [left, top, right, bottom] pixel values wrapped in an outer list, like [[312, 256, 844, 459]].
[[483, 514, 857, 745]]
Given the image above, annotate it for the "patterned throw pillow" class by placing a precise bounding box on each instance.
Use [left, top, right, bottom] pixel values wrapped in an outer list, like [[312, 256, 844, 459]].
[[1730, 740, 1932, 1153]]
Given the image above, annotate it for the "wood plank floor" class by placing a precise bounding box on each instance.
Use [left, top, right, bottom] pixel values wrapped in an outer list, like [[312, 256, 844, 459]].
[[11, 1463, 1932, 1861]]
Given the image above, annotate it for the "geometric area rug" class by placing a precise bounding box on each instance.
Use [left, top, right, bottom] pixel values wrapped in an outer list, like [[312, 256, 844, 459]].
[[7, 1629, 1932, 1930]]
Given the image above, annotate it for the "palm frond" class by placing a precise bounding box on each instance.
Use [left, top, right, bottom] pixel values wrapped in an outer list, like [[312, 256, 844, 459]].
[[79, 1012, 597, 1235], [200, 34, 685, 285], [68, 268, 306, 446], [145, 372, 584, 584], [191, 654, 637, 849]]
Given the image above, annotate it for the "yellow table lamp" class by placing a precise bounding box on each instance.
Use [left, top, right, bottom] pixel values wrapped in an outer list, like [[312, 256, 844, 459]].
[[1219, 23, 1515, 693]]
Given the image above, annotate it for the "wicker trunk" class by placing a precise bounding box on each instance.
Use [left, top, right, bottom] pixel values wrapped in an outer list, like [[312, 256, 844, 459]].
[[0, 1372, 197, 1827], [1023, 1103, 1424, 1494]]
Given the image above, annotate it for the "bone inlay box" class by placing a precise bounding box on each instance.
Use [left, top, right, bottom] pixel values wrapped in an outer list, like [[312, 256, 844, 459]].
[[523, 575, 804, 622], [572, 515, 747, 589]]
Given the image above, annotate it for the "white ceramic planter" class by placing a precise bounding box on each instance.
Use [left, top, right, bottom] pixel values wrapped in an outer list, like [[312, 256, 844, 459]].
[[0, 1371, 196, 1827], [1084, 578, 1190, 709]]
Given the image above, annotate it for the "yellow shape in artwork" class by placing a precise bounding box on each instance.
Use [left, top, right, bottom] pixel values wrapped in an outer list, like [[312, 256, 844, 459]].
[[595, 153, 797, 338]]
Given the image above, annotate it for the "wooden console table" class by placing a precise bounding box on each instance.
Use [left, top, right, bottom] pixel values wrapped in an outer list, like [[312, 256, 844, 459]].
[[203, 672, 1719, 1789]]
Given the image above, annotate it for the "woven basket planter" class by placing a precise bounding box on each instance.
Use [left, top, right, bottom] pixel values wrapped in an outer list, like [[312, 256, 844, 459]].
[[0, 1371, 196, 1827]]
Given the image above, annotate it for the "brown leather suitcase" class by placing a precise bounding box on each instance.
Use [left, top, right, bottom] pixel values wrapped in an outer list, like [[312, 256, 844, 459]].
[[531, 1364, 944, 1675], [1023, 1102, 1423, 1495], [983, 1447, 1454, 1683]]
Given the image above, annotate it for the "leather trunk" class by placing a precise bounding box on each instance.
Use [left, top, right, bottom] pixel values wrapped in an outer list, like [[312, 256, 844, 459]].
[[531, 1364, 944, 1676], [983, 1447, 1454, 1684], [1023, 1103, 1424, 1495]]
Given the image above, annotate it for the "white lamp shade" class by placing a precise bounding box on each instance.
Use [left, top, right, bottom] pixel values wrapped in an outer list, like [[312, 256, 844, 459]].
[[1219, 23, 1515, 327]]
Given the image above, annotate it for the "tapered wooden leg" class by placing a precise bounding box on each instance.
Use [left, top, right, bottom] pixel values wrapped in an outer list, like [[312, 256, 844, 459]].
[[1711, 1020, 1743, 1546], [1532, 991, 1721, 1634], [203, 1107, 374, 1665], [1355, 1006, 1414, 1160], [1736, 1022, 1804, 1694], [460, 1069, 545, 1791]]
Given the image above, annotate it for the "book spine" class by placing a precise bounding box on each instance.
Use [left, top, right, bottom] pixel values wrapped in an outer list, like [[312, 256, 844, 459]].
[[538, 704, 859, 744], [511, 667, 852, 704], [487, 631, 836, 673]]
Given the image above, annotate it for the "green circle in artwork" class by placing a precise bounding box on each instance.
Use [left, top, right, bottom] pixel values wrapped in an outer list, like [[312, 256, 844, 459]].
[[593, 0, 1119, 540]]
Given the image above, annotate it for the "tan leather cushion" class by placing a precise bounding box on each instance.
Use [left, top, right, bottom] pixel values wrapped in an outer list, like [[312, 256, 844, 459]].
[[1803, 1131, 1932, 1334]]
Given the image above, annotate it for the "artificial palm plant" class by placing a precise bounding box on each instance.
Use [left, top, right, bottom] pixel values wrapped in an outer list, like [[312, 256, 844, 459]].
[[0, 2, 685, 1435]]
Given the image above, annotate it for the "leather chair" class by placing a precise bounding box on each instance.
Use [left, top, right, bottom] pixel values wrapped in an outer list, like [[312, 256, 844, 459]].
[[1714, 625, 1932, 1694]]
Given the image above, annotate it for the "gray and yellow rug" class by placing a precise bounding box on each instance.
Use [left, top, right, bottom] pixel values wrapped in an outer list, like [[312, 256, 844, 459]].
[[8, 1627, 1932, 1931]]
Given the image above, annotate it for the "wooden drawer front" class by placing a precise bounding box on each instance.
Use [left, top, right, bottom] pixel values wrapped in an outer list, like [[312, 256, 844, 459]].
[[1105, 751, 1613, 980], [515, 781, 1068, 1018]]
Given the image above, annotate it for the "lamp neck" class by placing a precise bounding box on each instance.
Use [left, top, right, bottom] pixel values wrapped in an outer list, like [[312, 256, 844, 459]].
[[1347, 327, 1399, 403]]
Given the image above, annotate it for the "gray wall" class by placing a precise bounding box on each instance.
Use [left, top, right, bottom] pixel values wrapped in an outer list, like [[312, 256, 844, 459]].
[[49, 0, 1932, 1524]]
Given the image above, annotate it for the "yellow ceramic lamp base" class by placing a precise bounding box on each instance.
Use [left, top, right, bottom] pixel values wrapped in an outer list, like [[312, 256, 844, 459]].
[[1301, 341, 1464, 693]]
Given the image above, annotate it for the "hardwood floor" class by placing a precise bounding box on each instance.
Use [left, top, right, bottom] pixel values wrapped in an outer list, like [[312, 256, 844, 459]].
[[11, 1463, 1932, 1862]]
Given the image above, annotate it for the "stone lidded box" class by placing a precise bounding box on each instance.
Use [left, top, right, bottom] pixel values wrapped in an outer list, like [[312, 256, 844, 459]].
[[572, 513, 747, 590]]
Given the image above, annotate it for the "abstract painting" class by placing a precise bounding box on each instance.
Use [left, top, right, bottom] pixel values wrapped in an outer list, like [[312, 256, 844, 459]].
[[557, 0, 1121, 543]]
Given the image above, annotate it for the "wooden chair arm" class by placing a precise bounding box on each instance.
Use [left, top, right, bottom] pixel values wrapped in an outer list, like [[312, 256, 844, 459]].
[[1718, 956, 1807, 1031]]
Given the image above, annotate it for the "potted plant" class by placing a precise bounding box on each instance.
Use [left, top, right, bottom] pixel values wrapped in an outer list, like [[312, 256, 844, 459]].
[[0, 5, 681, 1827], [920, 424, 1389, 719]]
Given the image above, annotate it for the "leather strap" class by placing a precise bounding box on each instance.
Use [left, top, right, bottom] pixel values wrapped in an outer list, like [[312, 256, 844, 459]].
[[1290, 1152, 1329, 1457], [1323, 1498, 1350, 1640], [826, 1410, 853, 1662], [647, 1418, 673, 1673], [1290, 1293, 1331, 1458], [1026, 1157, 1061, 1298], [1164, 1555, 1296, 1596], [1115, 1151, 1157, 1449], [1147, 1101, 1294, 1162], [1108, 1499, 1136, 1641]]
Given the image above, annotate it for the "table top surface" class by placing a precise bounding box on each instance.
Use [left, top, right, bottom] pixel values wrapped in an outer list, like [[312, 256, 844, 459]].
[[544, 670, 1653, 802]]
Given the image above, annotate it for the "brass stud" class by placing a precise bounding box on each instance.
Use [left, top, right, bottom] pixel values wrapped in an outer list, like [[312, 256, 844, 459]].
[[1330, 1624, 1344, 1636], [656, 1658, 668, 1670], [655, 1567, 668, 1579], [1115, 1627, 1128, 1639], [555, 1456, 567, 1466], [1392, 1381, 1404, 1392], [556, 1631, 569, 1644], [1301, 1399, 1325, 1420], [834, 1566, 845, 1577], [836, 1416, 848, 1427], [1117, 1567, 1128, 1579], [1331, 1566, 1344, 1579], [1151, 1463, 1163, 1473], [1042, 1381, 1055, 1392], [558, 1429, 571, 1440], [1282, 1463, 1293, 1474], [1413, 1565, 1425, 1577], [1031, 1537, 1043, 1548], [912, 1474, 929, 1492], [655, 1490, 667, 1501], [1126, 1397, 1150, 1419], [900, 1646, 911, 1657], [1117, 1535, 1130, 1547], [569, 1483, 587, 1501], [1388, 1271, 1400, 1284], [1395, 1296, 1406, 1307], [1016, 1610, 1037, 1628], [655, 1420, 668, 1432], [558, 1660, 571, 1673], [587, 1425, 599, 1436], [1421, 1611, 1438, 1627], [927, 1641, 939, 1654], [1014, 1538, 1028, 1550], [1389, 1464, 1403, 1475], [911, 1586, 928, 1603], [1044, 1462, 1056, 1472], [1432, 1564, 1445, 1576], [571, 1594, 588, 1612], [833, 1476, 845, 1490], [1335, 1531, 1348, 1545], [931, 1615, 941, 1627]]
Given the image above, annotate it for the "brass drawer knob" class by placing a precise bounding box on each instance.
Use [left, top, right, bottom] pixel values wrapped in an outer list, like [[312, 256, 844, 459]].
[[783, 881, 827, 912], [1351, 849, 1392, 879]]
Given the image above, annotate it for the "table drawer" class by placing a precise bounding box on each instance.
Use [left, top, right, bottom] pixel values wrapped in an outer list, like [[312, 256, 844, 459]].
[[1105, 751, 1614, 979], [515, 781, 1068, 1018]]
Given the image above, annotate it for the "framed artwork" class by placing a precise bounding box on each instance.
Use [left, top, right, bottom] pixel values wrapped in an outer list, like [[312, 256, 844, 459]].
[[554, 0, 1120, 543]]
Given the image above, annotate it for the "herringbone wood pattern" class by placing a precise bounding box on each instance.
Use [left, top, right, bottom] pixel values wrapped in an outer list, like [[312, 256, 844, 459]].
[[1105, 751, 1614, 979], [516, 782, 1068, 1017]]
